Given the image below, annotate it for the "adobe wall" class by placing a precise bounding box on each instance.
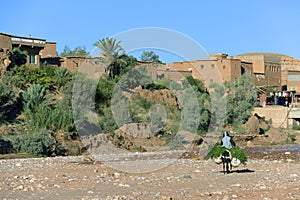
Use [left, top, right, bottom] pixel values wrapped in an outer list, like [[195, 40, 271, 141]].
[[253, 106, 289, 128], [40, 42, 57, 58], [235, 55, 265, 73], [0, 33, 12, 51]]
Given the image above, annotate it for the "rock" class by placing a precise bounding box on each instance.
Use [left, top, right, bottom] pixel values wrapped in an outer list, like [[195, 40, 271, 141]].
[[244, 115, 260, 135], [286, 159, 294, 162], [15, 163, 22, 167], [290, 174, 298, 178], [114, 172, 121, 178], [183, 175, 192, 179], [247, 141, 254, 147], [15, 185, 24, 190], [267, 127, 288, 144], [118, 183, 130, 187], [231, 183, 241, 188]]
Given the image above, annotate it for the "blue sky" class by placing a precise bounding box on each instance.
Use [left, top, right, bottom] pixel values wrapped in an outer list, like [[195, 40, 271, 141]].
[[1, 0, 299, 62]]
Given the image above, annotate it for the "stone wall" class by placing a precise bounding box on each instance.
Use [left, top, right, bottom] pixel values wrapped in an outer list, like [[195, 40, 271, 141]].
[[253, 106, 289, 128], [0, 33, 12, 51]]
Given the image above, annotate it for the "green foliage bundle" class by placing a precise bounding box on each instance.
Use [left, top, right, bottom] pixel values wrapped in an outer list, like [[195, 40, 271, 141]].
[[205, 143, 248, 165], [230, 146, 248, 164], [205, 143, 227, 159]]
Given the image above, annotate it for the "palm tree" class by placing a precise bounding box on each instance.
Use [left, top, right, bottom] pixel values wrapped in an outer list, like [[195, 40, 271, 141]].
[[93, 37, 125, 78]]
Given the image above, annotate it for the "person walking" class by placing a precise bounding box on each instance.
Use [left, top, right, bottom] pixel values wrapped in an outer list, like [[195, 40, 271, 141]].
[[221, 131, 235, 149]]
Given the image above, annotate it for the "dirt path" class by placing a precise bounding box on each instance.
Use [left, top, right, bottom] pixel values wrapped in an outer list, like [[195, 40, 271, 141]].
[[1, 150, 300, 200]]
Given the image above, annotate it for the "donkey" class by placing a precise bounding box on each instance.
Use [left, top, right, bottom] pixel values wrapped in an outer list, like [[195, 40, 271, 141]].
[[221, 150, 232, 174]]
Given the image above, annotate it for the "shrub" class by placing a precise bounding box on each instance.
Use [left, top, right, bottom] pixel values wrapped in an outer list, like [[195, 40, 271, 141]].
[[0, 74, 17, 124], [168, 133, 185, 149], [10, 65, 53, 89], [12, 129, 54, 156], [143, 83, 167, 91]]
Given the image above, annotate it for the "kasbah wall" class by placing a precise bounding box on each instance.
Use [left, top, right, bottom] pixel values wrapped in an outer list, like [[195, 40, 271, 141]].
[[254, 106, 292, 128]]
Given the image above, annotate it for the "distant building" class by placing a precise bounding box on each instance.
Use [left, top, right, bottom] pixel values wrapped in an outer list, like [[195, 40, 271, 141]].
[[277, 54, 300, 91], [235, 53, 281, 90], [167, 53, 253, 86], [0, 32, 56, 70]]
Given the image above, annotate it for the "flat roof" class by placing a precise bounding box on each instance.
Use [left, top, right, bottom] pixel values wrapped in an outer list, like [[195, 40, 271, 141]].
[[0, 32, 46, 41]]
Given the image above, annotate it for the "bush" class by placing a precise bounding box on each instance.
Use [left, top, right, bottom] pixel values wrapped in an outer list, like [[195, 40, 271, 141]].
[[143, 83, 167, 91], [12, 129, 54, 156], [0, 74, 17, 124], [10, 65, 53, 89], [168, 133, 185, 149], [0, 139, 14, 154]]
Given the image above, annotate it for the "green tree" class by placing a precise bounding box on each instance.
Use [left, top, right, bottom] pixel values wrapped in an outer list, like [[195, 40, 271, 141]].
[[185, 76, 210, 131], [12, 47, 27, 66], [209, 82, 226, 130], [93, 37, 125, 78], [54, 67, 72, 90], [0, 74, 17, 123], [22, 84, 52, 130], [210, 75, 257, 127], [60, 45, 87, 57], [225, 75, 257, 125], [140, 51, 162, 63], [111, 54, 137, 79]]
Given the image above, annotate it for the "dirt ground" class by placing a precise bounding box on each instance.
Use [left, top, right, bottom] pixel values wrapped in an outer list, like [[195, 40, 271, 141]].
[[1, 147, 300, 200]]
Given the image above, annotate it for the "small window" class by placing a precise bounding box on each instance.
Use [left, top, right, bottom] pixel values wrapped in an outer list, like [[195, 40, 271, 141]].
[[30, 55, 36, 64], [223, 65, 226, 69], [200, 65, 204, 69], [211, 64, 215, 69]]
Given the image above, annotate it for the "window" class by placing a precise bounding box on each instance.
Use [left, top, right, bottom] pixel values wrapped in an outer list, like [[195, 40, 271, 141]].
[[30, 55, 36, 64], [211, 64, 215, 69], [200, 65, 204, 69], [223, 65, 226, 69]]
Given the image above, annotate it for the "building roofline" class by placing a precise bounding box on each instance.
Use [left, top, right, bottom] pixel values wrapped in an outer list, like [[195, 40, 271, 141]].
[[237, 52, 299, 60], [169, 57, 242, 64], [0, 32, 13, 37], [0, 32, 46, 41]]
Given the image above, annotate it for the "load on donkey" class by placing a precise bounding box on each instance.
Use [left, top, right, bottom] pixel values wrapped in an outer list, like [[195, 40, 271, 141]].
[[205, 131, 248, 174]]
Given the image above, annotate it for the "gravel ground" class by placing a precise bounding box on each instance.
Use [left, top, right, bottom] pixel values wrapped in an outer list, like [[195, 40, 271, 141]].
[[0, 150, 300, 200]]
